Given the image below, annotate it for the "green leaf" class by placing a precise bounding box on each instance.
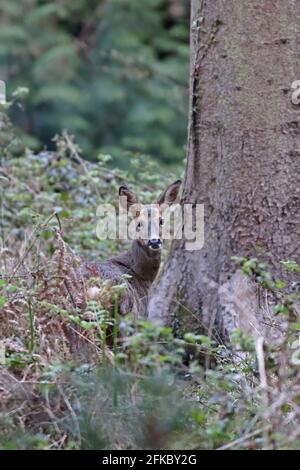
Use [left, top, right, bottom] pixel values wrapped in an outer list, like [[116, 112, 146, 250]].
[[275, 279, 285, 289]]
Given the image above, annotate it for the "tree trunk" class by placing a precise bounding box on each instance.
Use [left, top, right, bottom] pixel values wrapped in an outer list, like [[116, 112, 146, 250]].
[[148, 0, 300, 343]]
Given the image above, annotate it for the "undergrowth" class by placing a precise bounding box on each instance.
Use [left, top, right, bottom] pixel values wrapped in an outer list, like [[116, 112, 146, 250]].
[[0, 105, 300, 450]]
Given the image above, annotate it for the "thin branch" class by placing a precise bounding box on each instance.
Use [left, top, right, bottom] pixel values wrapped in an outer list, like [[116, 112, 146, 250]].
[[8, 211, 60, 282], [255, 336, 271, 449], [217, 426, 270, 450]]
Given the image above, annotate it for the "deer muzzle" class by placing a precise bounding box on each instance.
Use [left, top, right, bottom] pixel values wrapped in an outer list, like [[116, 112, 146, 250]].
[[148, 238, 162, 251]]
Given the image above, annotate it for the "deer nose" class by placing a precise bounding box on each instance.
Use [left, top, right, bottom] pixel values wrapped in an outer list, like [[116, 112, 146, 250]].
[[148, 239, 162, 250]]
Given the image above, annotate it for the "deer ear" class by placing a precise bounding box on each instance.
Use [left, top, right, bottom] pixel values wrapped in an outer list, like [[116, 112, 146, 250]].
[[157, 179, 181, 205], [119, 186, 139, 210]]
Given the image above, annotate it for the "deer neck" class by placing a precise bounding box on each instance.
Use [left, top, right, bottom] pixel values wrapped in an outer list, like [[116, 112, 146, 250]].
[[116, 240, 161, 282]]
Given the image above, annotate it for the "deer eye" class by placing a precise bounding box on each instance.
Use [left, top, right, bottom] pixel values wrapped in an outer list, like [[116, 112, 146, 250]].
[[159, 218, 164, 226], [136, 221, 143, 232]]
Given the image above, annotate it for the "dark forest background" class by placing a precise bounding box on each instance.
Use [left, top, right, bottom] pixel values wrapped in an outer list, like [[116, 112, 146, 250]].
[[0, 0, 190, 167]]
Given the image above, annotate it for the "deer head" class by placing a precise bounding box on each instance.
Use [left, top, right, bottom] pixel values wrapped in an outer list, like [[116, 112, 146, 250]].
[[119, 180, 181, 252]]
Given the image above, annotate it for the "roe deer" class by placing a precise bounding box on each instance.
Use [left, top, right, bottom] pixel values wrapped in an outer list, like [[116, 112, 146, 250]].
[[81, 180, 181, 319]]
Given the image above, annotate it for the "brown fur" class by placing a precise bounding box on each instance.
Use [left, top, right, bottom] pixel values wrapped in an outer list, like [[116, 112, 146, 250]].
[[81, 240, 161, 318], [80, 180, 181, 319]]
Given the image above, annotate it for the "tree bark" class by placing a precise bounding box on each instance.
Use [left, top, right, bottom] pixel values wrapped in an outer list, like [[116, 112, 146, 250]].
[[148, 0, 300, 342]]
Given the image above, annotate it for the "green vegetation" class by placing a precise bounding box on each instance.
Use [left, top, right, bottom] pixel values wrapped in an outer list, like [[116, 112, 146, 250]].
[[0, 0, 189, 167], [0, 1, 299, 451], [1, 108, 300, 450]]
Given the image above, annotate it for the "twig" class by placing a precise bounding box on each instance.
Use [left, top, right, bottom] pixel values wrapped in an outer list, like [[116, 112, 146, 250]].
[[44, 388, 61, 435], [255, 336, 271, 449], [0, 166, 37, 195], [57, 384, 82, 447], [8, 211, 59, 282], [217, 426, 270, 450], [61, 130, 100, 199]]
